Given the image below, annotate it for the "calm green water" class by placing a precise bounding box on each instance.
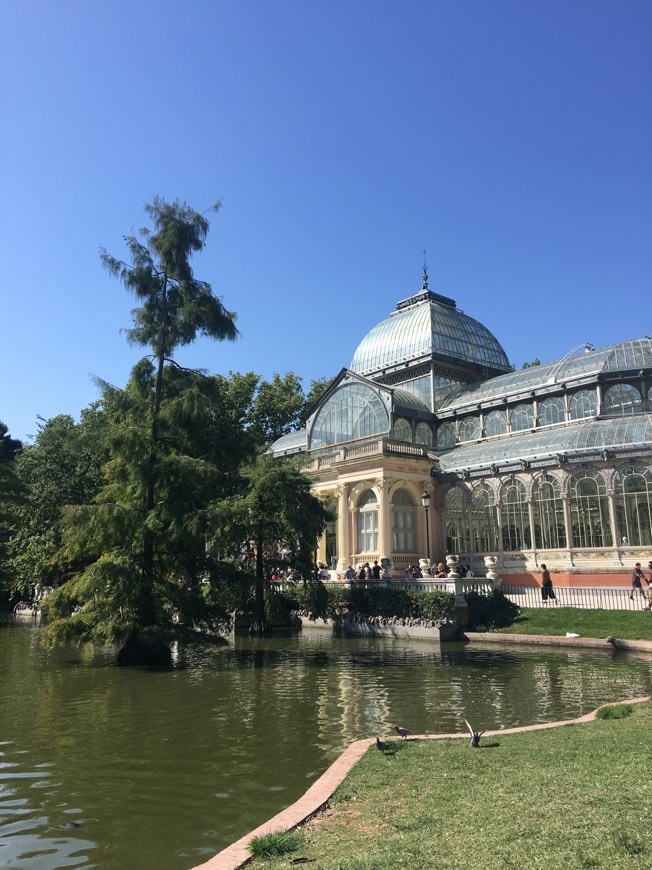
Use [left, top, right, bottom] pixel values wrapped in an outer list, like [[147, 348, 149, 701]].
[[1, 622, 651, 870]]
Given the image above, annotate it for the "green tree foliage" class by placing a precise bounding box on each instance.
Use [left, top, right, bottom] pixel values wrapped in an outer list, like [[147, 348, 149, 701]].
[[43, 198, 238, 666], [0, 421, 22, 461], [210, 452, 330, 634], [6, 415, 105, 599], [214, 370, 308, 448], [0, 422, 24, 600], [521, 358, 541, 368]]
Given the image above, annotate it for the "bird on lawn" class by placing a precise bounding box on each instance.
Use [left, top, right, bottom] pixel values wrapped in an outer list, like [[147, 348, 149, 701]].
[[464, 719, 485, 748], [393, 725, 414, 740], [376, 736, 388, 752]]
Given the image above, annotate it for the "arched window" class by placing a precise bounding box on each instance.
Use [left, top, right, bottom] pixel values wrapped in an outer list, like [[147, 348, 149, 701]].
[[568, 389, 597, 420], [392, 489, 416, 554], [510, 404, 534, 432], [311, 384, 388, 449], [614, 466, 652, 547], [444, 487, 468, 555], [415, 422, 432, 446], [459, 416, 481, 443], [569, 470, 612, 548], [470, 484, 498, 553], [533, 475, 566, 549], [500, 479, 529, 550], [357, 490, 378, 553], [604, 384, 642, 416], [393, 418, 412, 442], [484, 410, 507, 437], [434, 376, 462, 407], [436, 422, 456, 449], [538, 397, 565, 426]]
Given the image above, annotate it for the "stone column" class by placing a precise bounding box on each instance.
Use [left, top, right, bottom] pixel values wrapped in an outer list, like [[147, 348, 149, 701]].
[[606, 488, 621, 563], [375, 478, 392, 566], [336, 484, 350, 572], [446, 553, 468, 627], [561, 495, 574, 567], [527, 499, 536, 557]]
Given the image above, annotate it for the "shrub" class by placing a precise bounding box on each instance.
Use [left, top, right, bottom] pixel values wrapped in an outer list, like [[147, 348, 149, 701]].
[[248, 830, 303, 858], [264, 587, 294, 626], [464, 589, 520, 630], [596, 704, 633, 720], [282, 584, 454, 624]]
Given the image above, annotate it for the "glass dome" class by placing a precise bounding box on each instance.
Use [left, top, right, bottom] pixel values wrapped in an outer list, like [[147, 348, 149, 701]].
[[350, 288, 510, 377]]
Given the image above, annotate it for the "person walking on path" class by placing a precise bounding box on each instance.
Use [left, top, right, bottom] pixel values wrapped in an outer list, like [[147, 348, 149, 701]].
[[630, 563, 646, 604], [541, 564, 556, 602]]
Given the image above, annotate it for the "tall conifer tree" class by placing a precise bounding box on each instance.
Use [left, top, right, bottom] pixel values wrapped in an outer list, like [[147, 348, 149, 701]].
[[44, 199, 238, 665]]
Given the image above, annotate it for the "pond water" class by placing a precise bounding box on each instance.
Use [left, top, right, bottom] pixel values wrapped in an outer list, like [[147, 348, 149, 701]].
[[1, 621, 651, 869]]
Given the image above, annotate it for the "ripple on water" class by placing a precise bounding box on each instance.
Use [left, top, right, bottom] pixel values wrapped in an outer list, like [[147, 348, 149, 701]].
[[1, 625, 651, 870]]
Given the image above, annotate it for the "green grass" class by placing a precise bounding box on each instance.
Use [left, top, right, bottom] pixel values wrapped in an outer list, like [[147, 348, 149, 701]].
[[247, 701, 652, 869], [495, 607, 652, 640]]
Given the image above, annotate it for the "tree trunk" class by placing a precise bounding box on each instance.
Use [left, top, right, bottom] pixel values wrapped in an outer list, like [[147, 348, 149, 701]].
[[249, 530, 268, 636], [117, 632, 172, 668]]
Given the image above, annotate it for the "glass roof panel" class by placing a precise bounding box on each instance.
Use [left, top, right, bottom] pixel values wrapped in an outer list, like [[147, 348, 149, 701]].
[[269, 429, 308, 456], [437, 414, 652, 471], [392, 387, 430, 413], [440, 339, 652, 409]]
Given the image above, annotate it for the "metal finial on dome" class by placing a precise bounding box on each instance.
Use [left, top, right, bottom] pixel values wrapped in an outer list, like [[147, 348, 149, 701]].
[[422, 250, 428, 290]]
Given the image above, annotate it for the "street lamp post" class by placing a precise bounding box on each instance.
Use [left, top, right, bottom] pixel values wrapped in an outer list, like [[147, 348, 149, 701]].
[[421, 491, 431, 563]]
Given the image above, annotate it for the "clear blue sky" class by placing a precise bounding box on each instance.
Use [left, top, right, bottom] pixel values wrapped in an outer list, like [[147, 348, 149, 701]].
[[2, 0, 651, 443]]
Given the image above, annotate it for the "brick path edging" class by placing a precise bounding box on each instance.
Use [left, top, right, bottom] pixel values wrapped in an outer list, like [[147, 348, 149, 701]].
[[193, 637, 652, 870], [465, 631, 652, 652]]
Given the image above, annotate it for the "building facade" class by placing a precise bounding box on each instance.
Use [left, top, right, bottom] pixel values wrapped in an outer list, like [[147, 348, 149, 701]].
[[271, 274, 652, 583]]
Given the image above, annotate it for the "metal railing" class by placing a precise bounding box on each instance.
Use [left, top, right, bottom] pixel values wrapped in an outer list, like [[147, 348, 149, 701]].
[[500, 585, 651, 611]]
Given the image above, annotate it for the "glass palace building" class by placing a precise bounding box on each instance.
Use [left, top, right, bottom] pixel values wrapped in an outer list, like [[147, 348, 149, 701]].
[[271, 273, 652, 584]]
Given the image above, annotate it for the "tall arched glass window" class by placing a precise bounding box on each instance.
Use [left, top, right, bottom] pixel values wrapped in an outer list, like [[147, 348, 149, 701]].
[[459, 416, 481, 442], [436, 422, 456, 449], [415, 422, 432, 446], [311, 384, 388, 449], [434, 376, 462, 407], [500, 479, 529, 550], [569, 470, 612, 547], [533, 475, 566, 549], [485, 409, 507, 437], [393, 418, 412, 442], [392, 489, 416, 554], [444, 487, 468, 554], [510, 404, 534, 432], [568, 389, 597, 420], [614, 466, 652, 547], [470, 484, 498, 553], [604, 384, 642, 416], [539, 397, 565, 426], [357, 490, 378, 553]]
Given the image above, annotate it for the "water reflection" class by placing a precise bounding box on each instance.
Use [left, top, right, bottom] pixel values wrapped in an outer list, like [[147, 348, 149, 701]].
[[0, 621, 651, 869]]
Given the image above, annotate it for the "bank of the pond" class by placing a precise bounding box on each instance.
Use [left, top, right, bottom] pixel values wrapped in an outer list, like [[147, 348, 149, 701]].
[[198, 693, 652, 870], [195, 624, 652, 870]]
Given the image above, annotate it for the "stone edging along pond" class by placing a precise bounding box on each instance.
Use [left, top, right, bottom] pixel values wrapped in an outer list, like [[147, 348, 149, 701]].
[[192, 633, 652, 870]]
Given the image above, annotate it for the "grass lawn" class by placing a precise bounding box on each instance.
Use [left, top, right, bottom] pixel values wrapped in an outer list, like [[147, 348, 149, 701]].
[[495, 607, 652, 641], [246, 701, 652, 869]]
